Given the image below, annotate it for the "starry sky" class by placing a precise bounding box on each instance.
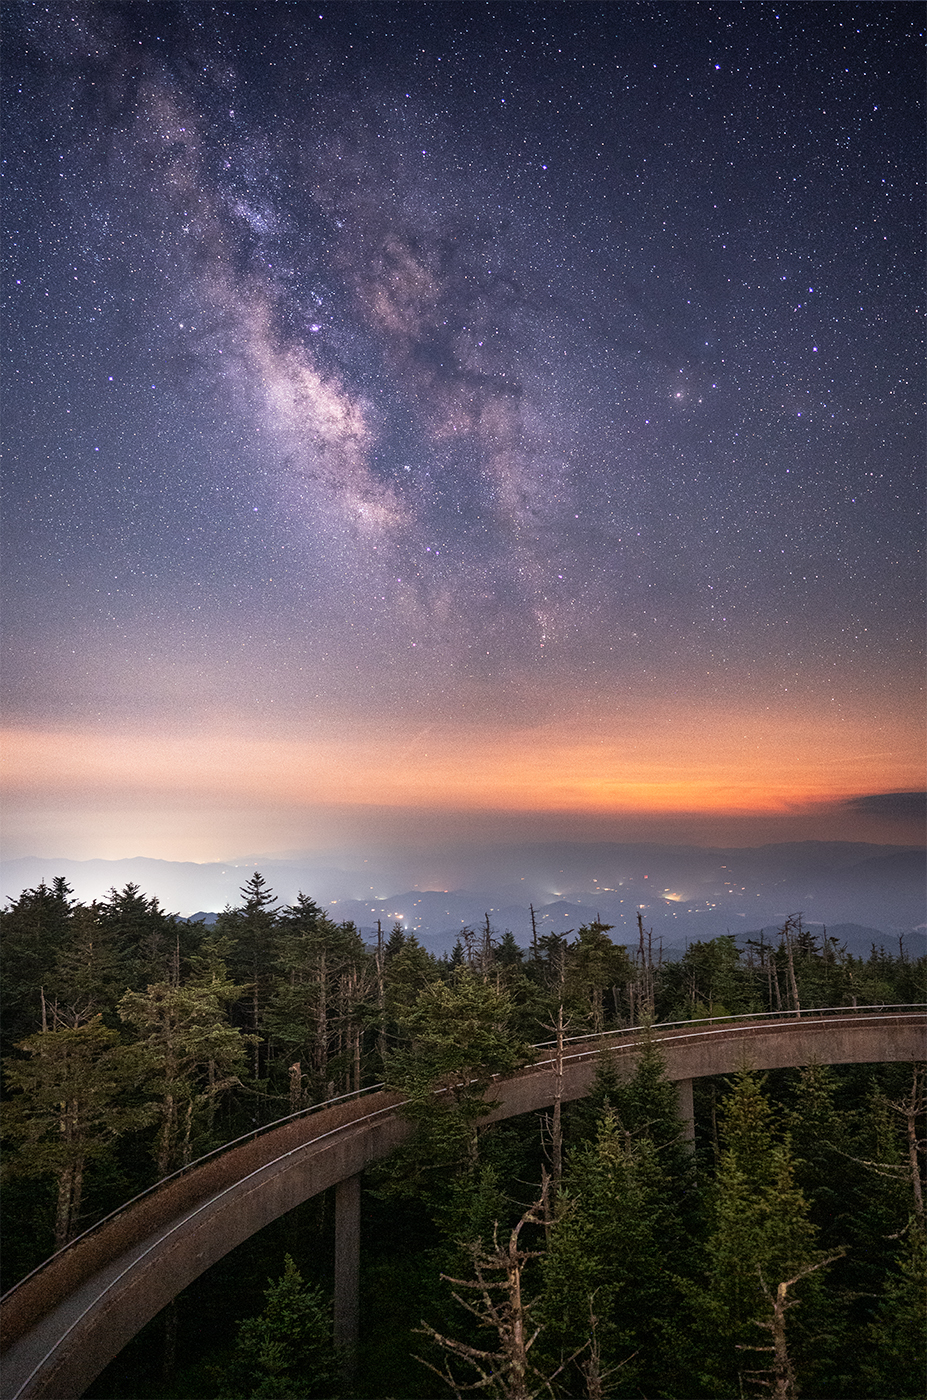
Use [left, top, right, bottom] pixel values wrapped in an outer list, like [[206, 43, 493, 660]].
[[2, 1, 924, 865]]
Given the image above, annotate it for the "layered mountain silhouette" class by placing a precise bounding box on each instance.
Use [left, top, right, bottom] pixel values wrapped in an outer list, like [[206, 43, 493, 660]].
[[3, 842, 923, 959]]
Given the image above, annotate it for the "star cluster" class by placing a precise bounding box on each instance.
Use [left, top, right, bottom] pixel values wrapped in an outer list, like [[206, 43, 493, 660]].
[[2, 2, 923, 855]]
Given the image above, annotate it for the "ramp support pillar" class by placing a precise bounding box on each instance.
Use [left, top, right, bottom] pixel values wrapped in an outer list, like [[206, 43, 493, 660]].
[[676, 1077, 695, 1151], [334, 1172, 361, 1379]]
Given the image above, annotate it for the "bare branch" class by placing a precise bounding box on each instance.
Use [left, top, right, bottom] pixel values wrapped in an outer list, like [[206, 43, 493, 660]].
[[415, 1180, 562, 1400]]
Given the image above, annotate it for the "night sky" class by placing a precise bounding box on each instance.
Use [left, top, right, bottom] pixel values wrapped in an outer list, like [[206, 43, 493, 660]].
[[2, 2, 924, 865]]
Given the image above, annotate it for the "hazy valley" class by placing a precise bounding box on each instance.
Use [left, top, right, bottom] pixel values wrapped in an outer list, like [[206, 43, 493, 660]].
[[4, 840, 924, 960]]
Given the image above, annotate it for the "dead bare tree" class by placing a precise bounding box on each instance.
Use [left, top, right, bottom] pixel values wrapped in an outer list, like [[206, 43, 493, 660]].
[[578, 1295, 637, 1400], [880, 1063, 926, 1225], [740, 1253, 845, 1400], [822, 1064, 926, 1226], [547, 1005, 565, 1212], [375, 919, 387, 1067], [635, 911, 654, 1017], [416, 1178, 571, 1400], [537, 995, 572, 1226], [777, 916, 802, 1016], [288, 1060, 303, 1114]]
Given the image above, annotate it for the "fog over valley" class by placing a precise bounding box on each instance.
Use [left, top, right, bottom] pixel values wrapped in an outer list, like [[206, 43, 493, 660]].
[[4, 840, 923, 960]]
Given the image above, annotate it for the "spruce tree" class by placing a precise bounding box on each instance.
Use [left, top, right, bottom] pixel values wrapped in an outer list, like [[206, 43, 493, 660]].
[[215, 873, 280, 1080], [691, 1071, 842, 1398], [220, 1254, 341, 1399], [46, 902, 127, 1029], [0, 878, 77, 1049], [118, 967, 254, 1177], [3, 1016, 153, 1249], [564, 920, 630, 1034], [538, 1041, 696, 1397]]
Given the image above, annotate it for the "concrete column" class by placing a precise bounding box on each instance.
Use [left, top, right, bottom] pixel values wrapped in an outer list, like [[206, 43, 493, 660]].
[[676, 1077, 695, 1151], [334, 1173, 361, 1378]]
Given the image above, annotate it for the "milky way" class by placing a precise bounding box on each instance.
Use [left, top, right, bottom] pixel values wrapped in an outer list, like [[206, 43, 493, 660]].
[[2, 3, 923, 858]]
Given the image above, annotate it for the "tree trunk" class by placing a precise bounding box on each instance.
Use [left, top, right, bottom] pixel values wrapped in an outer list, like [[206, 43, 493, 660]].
[[506, 1251, 529, 1400], [754, 1255, 844, 1400], [376, 921, 387, 1069], [781, 918, 801, 1014], [581, 1315, 609, 1400], [252, 969, 261, 1079], [768, 1279, 797, 1400], [207, 1057, 216, 1135], [289, 1060, 303, 1114], [315, 950, 328, 1081], [550, 1006, 564, 1206], [591, 985, 603, 1035], [182, 1096, 195, 1166], [771, 957, 783, 1011], [157, 1093, 176, 1177], [54, 1158, 83, 1251], [904, 1065, 925, 1224]]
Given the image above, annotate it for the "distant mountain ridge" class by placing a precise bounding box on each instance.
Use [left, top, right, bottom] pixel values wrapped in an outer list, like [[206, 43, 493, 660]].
[[181, 909, 921, 962], [2, 842, 923, 959]]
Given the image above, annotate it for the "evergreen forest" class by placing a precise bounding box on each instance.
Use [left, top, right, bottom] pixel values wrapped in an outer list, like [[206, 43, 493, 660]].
[[1, 873, 924, 1400]]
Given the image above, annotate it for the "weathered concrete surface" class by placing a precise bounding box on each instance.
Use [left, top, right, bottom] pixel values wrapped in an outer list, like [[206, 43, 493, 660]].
[[676, 1078, 695, 1145], [333, 1174, 361, 1374], [482, 1012, 926, 1122], [0, 1094, 409, 1400], [1, 1012, 922, 1400]]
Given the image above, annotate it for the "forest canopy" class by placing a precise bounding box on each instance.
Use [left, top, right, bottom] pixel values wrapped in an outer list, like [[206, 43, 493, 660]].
[[1, 874, 924, 1399]]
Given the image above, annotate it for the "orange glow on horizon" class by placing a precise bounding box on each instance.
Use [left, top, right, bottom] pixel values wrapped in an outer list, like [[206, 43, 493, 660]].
[[2, 698, 922, 824]]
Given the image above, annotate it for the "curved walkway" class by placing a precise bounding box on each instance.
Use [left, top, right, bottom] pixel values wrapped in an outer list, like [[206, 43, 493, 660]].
[[1, 1008, 923, 1399]]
